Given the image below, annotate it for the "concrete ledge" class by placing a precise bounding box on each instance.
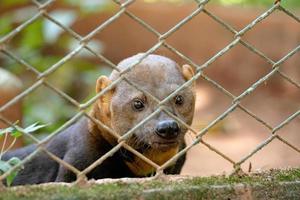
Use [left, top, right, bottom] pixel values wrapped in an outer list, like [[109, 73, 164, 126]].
[[1, 168, 300, 200]]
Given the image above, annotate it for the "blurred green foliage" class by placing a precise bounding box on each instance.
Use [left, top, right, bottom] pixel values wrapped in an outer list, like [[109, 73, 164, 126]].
[[0, 0, 112, 140], [0, 122, 48, 185]]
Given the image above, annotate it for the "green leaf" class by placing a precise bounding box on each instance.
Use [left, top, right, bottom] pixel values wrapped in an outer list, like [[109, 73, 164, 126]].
[[10, 129, 22, 138], [1, 122, 48, 139], [6, 171, 18, 186], [24, 122, 48, 133], [0, 157, 22, 186], [6, 157, 22, 186], [0, 160, 11, 173], [0, 127, 15, 137], [0, 121, 19, 137], [7, 157, 22, 166]]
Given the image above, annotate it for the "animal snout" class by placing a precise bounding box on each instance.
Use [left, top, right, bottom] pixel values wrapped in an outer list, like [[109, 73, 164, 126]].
[[155, 120, 180, 139]]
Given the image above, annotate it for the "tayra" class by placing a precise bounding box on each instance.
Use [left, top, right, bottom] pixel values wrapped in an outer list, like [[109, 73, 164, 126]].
[[3, 54, 196, 185]]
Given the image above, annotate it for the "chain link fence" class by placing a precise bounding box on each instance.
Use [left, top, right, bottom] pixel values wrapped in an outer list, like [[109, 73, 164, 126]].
[[0, 0, 299, 185]]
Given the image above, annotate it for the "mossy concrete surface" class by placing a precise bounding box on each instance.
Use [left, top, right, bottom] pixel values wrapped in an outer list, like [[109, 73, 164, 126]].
[[1, 168, 300, 200]]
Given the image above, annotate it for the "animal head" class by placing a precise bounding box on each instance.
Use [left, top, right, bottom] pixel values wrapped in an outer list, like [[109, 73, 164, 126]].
[[94, 54, 195, 169]]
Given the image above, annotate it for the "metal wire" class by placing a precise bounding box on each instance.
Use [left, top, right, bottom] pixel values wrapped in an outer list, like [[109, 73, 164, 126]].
[[0, 0, 299, 184]]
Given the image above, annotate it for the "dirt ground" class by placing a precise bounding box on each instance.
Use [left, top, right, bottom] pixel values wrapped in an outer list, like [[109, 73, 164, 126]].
[[181, 82, 300, 176]]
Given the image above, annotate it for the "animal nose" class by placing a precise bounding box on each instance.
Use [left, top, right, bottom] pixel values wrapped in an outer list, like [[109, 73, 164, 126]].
[[155, 120, 180, 139]]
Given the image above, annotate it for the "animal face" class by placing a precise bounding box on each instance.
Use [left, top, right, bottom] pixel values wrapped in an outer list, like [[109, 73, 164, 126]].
[[96, 54, 196, 154]]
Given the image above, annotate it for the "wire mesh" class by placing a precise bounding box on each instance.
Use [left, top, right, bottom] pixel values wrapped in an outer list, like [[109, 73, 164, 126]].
[[0, 0, 299, 185]]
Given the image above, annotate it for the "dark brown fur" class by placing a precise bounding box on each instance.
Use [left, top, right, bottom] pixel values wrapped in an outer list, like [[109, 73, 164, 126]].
[[3, 54, 196, 185]]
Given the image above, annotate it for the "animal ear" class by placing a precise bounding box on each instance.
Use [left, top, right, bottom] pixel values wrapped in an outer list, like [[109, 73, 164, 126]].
[[96, 75, 114, 108], [96, 75, 111, 94], [94, 76, 116, 144], [181, 64, 195, 81]]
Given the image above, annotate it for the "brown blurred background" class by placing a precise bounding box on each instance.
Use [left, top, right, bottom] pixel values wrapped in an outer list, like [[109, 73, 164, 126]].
[[0, 0, 299, 176]]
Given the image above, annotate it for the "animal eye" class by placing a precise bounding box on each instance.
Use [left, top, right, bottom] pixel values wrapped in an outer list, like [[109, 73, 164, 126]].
[[174, 95, 184, 106], [132, 99, 145, 111]]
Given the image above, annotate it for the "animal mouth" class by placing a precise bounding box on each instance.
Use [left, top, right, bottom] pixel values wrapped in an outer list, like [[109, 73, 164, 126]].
[[151, 140, 178, 151], [129, 133, 179, 152]]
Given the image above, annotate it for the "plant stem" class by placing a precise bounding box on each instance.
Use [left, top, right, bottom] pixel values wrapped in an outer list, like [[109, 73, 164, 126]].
[[2, 137, 17, 157], [0, 131, 9, 160]]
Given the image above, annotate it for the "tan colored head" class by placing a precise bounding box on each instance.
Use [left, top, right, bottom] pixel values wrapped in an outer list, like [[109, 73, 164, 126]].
[[94, 53, 196, 174], [95, 53, 195, 150]]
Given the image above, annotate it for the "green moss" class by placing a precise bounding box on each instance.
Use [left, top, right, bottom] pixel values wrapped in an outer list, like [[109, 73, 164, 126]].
[[1, 168, 300, 200], [273, 168, 300, 182], [185, 168, 300, 186]]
